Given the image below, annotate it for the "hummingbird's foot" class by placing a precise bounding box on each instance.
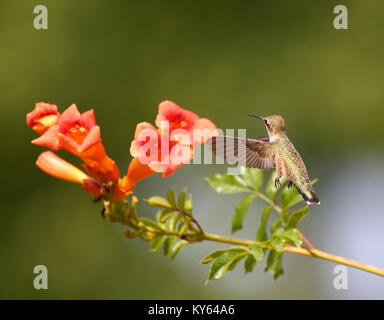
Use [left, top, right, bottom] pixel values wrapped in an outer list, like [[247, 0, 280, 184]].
[[288, 181, 294, 189], [274, 178, 281, 188]]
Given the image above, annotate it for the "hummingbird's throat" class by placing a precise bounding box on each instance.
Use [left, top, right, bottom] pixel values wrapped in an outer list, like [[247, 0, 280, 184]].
[[268, 134, 279, 142]]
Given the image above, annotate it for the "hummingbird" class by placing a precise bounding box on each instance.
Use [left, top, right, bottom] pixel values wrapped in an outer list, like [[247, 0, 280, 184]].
[[208, 114, 320, 205]]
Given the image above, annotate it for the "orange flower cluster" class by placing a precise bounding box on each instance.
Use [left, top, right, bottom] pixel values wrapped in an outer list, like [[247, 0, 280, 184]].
[[128, 100, 218, 180], [27, 103, 127, 201], [27, 101, 218, 203]]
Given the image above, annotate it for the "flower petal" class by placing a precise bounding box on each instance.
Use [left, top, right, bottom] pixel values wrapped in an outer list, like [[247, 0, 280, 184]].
[[78, 125, 101, 153], [57, 132, 81, 155], [79, 109, 96, 132], [26, 102, 59, 128], [192, 118, 219, 144], [58, 104, 81, 133], [155, 100, 199, 130], [134, 122, 157, 140], [32, 125, 61, 150]]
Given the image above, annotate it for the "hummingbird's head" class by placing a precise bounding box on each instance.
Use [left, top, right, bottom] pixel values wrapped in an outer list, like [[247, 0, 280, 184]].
[[248, 114, 286, 136]]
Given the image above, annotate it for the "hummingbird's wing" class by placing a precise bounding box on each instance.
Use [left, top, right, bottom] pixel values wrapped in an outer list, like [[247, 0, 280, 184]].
[[207, 136, 276, 169]]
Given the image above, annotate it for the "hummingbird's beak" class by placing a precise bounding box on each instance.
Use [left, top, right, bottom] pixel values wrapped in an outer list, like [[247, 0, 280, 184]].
[[248, 113, 264, 120]]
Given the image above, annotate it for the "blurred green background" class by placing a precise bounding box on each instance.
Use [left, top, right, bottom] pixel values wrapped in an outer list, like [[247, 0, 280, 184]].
[[1, 0, 384, 299]]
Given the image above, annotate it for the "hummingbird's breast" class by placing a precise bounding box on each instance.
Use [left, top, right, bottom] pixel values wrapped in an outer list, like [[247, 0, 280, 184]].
[[275, 137, 310, 184]]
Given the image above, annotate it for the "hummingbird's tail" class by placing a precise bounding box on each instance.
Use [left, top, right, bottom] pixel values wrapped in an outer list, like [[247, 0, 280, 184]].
[[295, 183, 320, 205]]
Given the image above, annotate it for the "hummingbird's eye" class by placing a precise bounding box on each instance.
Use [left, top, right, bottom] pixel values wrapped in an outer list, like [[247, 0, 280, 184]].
[[264, 120, 270, 127]]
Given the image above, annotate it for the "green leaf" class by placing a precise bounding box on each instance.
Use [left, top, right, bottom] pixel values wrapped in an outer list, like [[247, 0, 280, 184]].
[[244, 255, 256, 274], [280, 228, 302, 247], [150, 235, 166, 252], [281, 186, 302, 210], [270, 237, 284, 252], [163, 236, 177, 256], [270, 217, 283, 233], [167, 189, 177, 207], [184, 197, 193, 211], [266, 171, 287, 200], [178, 220, 190, 234], [227, 252, 249, 271], [248, 244, 264, 262], [242, 168, 263, 191], [287, 206, 308, 229], [208, 250, 246, 281], [178, 188, 187, 210], [232, 193, 257, 233], [265, 250, 284, 279], [205, 173, 251, 194], [256, 206, 273, 241], [200, 249, 226, 264], [140, 218, 161, 230], [200, 247, 246, 265], [170, 240, 188, 260], [146, 196, 173, 209], [157, 209, 176, 223], [165, 214, 179, 232]]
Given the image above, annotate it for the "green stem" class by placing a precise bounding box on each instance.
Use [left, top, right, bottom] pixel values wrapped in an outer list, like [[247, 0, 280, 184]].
[[258, 192, 282, 213], [202, 232, 384, 278]]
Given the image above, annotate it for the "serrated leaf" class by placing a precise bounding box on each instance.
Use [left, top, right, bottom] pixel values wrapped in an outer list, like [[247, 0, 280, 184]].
[[205, 173, 251, 194], [232, 193, 257, 233], [227, 252, 249, 271], [270, 237, 284, 252], [287, 206, 308, 229], [150, 235, 166, 252], [163, 236, 177, 256], [244, 255, 256, 274], [270, 217, 283, 233], [208, 250, 246, 281], [281, 228, 302, 247], [178, 188, 187, 210], [242, 168, 263, 191], [248, 244, 264, 262], [266, 171, 287, 200], [146, 196, 173, 209], [170, 240, 188, 260], [265, 250, 284, 279], [200, 249, 226, 264], [167, 189, 177, 207], [200, 247, 246, 264], [256, 206, 273, 241]]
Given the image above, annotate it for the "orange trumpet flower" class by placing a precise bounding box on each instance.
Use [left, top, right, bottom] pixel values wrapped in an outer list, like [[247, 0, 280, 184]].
[[36, 151, 103, 198]]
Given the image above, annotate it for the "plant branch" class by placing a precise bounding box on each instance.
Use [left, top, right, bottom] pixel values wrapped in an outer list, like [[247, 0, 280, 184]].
[[173, 206, 204, 235], [257, 192, 315, 251], [201, 232, 384, 277]]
